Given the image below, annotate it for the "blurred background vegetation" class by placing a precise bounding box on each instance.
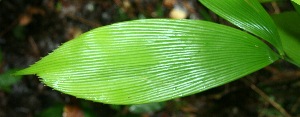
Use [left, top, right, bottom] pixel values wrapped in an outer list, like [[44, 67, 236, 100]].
[[0, 0, 299, 117]]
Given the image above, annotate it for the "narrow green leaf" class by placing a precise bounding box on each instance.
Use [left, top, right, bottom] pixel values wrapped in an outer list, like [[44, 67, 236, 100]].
[[272, 12, 300, 66], [16, 19, 278, 104], [199, 0, 284, 55]]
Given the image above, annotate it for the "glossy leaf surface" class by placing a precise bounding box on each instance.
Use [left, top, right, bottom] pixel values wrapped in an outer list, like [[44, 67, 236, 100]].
[[272, 12, 300, 66], [16, 19, 278, 104], [199, 0, 283, 55]]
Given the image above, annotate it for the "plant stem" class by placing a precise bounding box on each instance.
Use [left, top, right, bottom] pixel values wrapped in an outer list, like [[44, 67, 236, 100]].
[[243, 79, 291, 117]]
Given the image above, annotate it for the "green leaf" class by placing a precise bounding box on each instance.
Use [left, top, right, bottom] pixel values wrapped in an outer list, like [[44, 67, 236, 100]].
[[293, 0, 300, 4], [0, 69, 22, 92], [292, 0, 300, 14], [36, 105, 63, 117], [258, 0, 279, 3], [16, 19, 279, 104], [199, 0, 284, 55], [272, 12, 300, 66]]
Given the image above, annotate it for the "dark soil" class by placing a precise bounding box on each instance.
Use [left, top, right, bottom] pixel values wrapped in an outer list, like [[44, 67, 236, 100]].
[[0, 0, 299, 117]]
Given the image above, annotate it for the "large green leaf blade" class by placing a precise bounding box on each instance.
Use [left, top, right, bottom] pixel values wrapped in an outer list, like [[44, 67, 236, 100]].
[[16, 19, 278, 104], [272, 12, 300, 66], [200, 0, 284, 55]]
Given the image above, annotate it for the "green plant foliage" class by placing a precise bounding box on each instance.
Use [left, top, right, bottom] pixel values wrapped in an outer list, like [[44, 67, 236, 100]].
[[109, 105, 122, 111], [36, 105, 63, 117], [293, 0, 300, 4], [129, 102, 165, 114], [272, 12, 300, 66], [16, 19, 279, 104], [79, 101, 98, 117], [292, 0, 300, 14], [258, 0, 279, 3], [13, 25, 26, 40], [0, 69, 22, 92], [199, 0, 284, 56], [259, 108, 282, 117], [197, 7, 213, 21]]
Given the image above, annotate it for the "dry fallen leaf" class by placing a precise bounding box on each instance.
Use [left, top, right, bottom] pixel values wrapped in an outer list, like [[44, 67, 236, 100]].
[[163, 0, 176, 8], [19, 14, 32, 26], [18, 6, 46, 26], [63, 105, 84, 117]]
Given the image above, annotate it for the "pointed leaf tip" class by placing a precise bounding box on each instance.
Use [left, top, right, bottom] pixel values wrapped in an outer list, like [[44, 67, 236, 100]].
[[199, 0, 284, 55], [272, 12, 300, 66]]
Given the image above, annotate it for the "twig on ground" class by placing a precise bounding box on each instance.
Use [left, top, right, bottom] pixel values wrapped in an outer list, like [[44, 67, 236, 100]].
[[271, 2, 280, 14], [28, 37, 40, 57], [243, 79, 291, 117], [291, 97, 300, 113], [65, 14, 101, 28], [262, 66, 300, 86], [0, 18, 19, 37]]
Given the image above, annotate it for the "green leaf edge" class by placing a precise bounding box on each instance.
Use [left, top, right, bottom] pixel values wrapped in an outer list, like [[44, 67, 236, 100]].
[[199, 0, 284, 56], [15, 19, 279, 104], [272, 11, 300, 66]]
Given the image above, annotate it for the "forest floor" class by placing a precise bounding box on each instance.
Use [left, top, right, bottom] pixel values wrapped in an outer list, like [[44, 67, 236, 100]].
[[0, 0, 299, 117]]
